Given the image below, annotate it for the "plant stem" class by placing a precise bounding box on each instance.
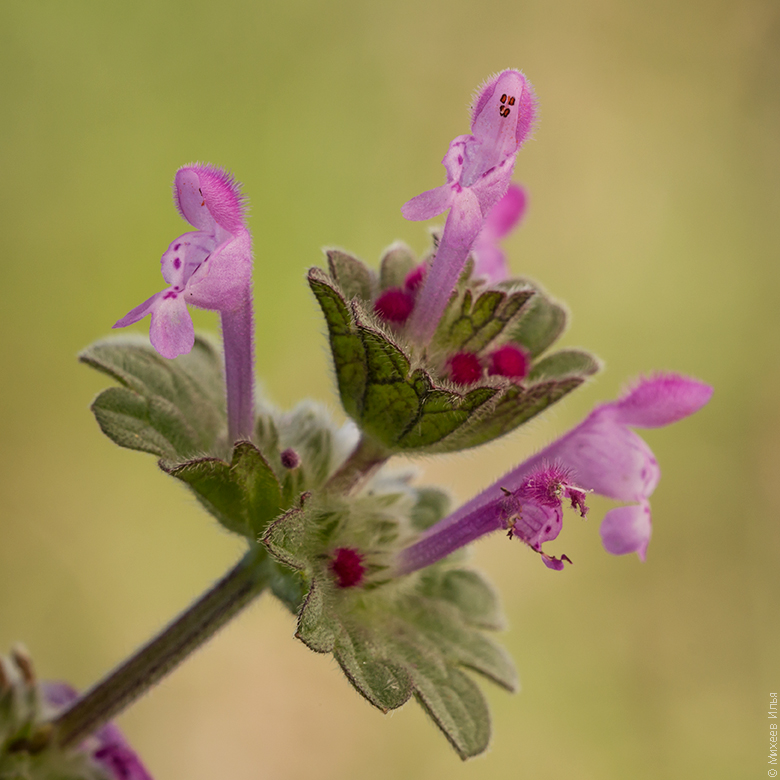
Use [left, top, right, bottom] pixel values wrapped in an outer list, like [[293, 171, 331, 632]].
[[51, 546, 269, 749], [324, 436, 389, 496]]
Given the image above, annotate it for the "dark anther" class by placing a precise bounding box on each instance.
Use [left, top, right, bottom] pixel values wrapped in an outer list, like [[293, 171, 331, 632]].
[[508, 96, 516, 105], [500, 93, 507, 103]]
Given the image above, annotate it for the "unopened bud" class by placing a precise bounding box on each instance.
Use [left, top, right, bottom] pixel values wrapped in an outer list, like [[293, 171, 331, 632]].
[[280, 448, 301, 470]]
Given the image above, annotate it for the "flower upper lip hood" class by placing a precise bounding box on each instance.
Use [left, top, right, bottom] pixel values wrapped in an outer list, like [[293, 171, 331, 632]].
[[402, 70, 536, 221], [113, 164, 252, 360]]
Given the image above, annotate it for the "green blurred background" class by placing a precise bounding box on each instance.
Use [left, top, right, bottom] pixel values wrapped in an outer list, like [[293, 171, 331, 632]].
[[1, 1, 777, 777]]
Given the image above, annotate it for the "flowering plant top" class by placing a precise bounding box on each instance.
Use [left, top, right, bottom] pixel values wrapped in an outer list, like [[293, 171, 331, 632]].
[[4, 68, 712, 776]]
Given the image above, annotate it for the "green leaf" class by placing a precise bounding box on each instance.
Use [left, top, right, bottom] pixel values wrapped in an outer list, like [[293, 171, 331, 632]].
[[162, 441, 282, 538], [296, 578, 337, 652], [433, 286, 535, 355], [309, 269, 367, 420], [509, 284, 567, 357], [409, 601, 516, 691], [334, 620, 414, 711], [89, 386, 198, 459], [430, 348, 600, 452], [309, 269, 499, 452], [527, 348, 601, 382], [264, 561, 307, 614], [413, 665, 491, 759], [262, 495, 314, 571], [358, 328, 423, 439], [419, 568, 504, 630], [327, 249, 375, 303], [263, 491, 515, 760], [81, 335, 226, 459], [378, 242, 417, 290], [410, 487, 451, 531]]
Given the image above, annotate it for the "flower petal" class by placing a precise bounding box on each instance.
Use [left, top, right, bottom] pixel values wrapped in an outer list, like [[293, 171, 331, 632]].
[[471, 69, 536, 148], [160, 230, 216, 287], [472, 184, 528, 282], [512, 501, 563, 548], [184, 231, 253, 312], [113, 291, 163, 329], [611, 373, 713, 428], [599, 501, 652, 560], [401, 184, 454, 221], [174, 168, 217, 232], [541, 412, 660, 502], [94, 742, 155, 780], [149, 291, 194, 359], [174, 164, 247, 235], [41, 682, 154, 780], [463, 70, 535, 187]]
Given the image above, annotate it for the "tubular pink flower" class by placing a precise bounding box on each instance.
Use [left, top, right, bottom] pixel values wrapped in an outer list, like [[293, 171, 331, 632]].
[[402, 70, 536, 343], [114, 164, 255, 442], [394, 373, 712, 574]]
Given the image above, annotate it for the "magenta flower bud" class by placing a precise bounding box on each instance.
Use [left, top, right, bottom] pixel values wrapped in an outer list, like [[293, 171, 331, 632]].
[[114, 164, 256, 442], [393, 373, 712, 574], [447, 351, 484, 385], [374, 287, 415, 324], [330, 547, 366, 588], [487, 343, 530, 381], [402, 70, 537, 343], [403, 263, 427, 293], [280, 447, 301, 470]]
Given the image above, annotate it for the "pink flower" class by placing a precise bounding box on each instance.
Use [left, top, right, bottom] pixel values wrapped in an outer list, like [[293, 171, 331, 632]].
[[114, 164, 252, 360], [402, 70, 536, 343], [393, 374, 712, 575], [114, 164, 255, 441]]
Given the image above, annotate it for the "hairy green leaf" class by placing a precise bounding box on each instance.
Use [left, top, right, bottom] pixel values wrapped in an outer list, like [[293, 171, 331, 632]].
[[81, 335, 226, 459]]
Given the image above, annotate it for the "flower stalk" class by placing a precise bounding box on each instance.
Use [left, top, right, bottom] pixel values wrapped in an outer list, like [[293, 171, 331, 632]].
[[324, 436, 390, 496], [50, 546, 270, 750]]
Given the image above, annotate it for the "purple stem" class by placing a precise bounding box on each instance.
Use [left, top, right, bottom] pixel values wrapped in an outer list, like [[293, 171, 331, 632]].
[[394, 502, 504, 576], [221, 294, 255, 443]]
